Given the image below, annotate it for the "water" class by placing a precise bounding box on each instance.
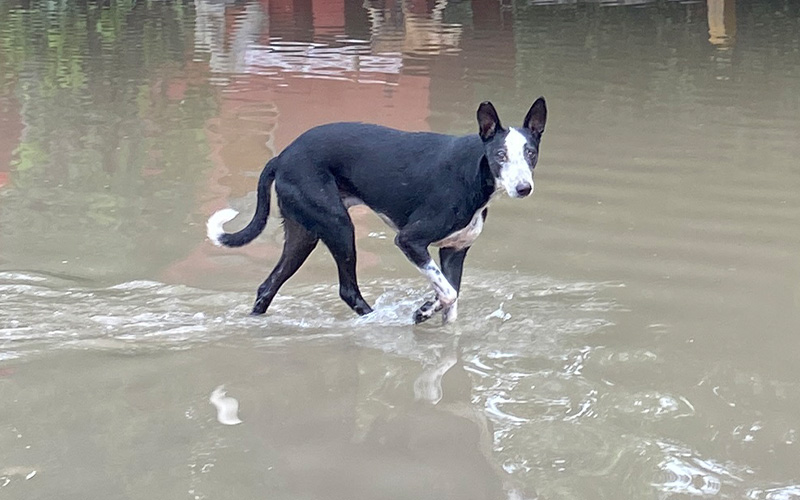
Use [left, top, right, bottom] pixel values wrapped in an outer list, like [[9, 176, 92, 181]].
[[1, 0, 799, 498]]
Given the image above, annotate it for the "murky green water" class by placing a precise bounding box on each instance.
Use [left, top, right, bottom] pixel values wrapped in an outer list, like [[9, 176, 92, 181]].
[[1, 1, 799, 498]]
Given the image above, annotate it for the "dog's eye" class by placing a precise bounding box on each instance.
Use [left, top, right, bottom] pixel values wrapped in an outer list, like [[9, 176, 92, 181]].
[[496, 151, 507, 162], [526, 149, 536, 159]]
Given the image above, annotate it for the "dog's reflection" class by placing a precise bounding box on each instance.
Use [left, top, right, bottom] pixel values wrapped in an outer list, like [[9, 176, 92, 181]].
[[284, 341, 535, 500]]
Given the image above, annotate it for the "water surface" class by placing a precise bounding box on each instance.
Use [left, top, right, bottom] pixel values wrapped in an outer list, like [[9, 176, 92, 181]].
[[1, 1, 799, 499]]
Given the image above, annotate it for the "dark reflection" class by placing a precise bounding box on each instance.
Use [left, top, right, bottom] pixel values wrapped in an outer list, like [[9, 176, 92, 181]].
[[255, 338, 531, 500], [268, 0, 315, 40], [0, 337, 541, 498]]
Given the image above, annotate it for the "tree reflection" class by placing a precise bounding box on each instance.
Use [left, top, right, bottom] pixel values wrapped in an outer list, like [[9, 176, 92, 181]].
[[0, 1, 217, 281]]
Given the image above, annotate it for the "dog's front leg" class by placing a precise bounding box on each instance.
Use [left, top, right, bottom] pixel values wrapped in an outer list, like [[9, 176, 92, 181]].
[[418, 260, 458, 307], [438, 247, 468, 323], [395, 233, 458, 322], [413, 247, 470, 324]]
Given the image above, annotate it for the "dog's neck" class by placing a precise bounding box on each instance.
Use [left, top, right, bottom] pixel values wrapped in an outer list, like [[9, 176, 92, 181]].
[[452, 134, 498, 210], [479, 155, 499, 200], [470, 137, 498, 206]]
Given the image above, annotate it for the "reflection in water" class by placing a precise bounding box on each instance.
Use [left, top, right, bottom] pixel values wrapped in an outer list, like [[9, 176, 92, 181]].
[[365, 0, 462, 56], [209, 385, 244, 425], [2, 0, 800, 499], [0, 268, 615, 497], [707, 0, 736, 48], [0, 0, 217, 282], [194, 1, 267, 74], [362, 342, 527, 500], [283, 340, 526, 500]]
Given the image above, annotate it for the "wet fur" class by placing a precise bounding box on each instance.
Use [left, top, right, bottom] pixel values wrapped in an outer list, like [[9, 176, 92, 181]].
[[207, 99, 547, 324]]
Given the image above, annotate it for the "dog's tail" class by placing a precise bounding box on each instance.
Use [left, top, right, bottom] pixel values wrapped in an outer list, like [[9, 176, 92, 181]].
[[207, 160, 276, 248]]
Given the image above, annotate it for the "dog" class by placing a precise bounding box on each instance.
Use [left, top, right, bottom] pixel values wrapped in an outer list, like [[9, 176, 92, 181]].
[[207, 98, 547, 324]]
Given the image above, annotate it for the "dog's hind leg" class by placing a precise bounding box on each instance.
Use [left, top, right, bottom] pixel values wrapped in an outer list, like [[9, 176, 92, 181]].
[[251, 217, 318, 315], [317, 219, 373, 316], [277, 175, 372, 316]]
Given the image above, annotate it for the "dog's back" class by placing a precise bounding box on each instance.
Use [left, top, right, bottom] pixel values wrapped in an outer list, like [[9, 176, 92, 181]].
[[274, 122, 486, 225]]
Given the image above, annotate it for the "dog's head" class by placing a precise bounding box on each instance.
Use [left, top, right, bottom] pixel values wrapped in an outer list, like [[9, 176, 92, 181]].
[[477, 98, 547, 198]]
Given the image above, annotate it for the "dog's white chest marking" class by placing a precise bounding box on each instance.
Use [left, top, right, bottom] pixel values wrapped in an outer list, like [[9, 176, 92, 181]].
[[344, 194, 483, 249], [433, 208, 485, 250]]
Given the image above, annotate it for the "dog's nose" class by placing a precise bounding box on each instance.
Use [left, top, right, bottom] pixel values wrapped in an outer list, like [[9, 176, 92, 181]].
[[515, 183, 532, 197]]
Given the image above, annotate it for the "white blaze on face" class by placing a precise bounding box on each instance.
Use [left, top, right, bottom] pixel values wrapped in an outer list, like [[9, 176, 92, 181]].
[[499, 128, 534, 198]]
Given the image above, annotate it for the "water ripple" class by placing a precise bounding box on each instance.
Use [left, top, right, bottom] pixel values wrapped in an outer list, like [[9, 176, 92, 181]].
[[0, 270, 620, 361], [651, 440, 746, 497]]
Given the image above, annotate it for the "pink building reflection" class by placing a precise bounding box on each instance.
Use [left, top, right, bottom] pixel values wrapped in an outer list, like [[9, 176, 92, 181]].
[[166, 0, 515, 285]]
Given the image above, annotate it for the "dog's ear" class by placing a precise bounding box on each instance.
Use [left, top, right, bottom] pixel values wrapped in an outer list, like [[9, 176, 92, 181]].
[[523, 97, 547, 136], [477, 101, 502, 141]]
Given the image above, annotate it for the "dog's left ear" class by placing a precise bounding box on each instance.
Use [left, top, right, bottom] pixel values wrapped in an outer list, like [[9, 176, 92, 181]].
[[523, 97, 547, 136]]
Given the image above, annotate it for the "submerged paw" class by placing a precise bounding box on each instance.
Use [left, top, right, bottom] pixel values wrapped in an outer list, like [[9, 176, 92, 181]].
[[413, 299, 441, 324]]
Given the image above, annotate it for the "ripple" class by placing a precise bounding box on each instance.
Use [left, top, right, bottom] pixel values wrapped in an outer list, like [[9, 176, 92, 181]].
[[0, 271, 620, 361], [652, 441, 746, 497], [748, 485, 800, 500], [613, 392, 696, 420]]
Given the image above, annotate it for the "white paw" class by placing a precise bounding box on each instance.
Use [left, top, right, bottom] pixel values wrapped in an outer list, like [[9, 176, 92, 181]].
[[442, 300, 458, 323], [437, 286, 457, 307]]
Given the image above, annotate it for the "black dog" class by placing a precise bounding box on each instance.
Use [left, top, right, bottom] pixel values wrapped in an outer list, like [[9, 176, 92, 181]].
[[207, 98, 547, 324]]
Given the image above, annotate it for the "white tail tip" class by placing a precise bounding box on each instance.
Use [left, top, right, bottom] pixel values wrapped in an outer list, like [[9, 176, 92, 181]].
[[206, 208, 239, 246]]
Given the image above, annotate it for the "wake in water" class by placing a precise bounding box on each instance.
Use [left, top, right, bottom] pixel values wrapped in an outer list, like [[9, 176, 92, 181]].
[[0, 270, 622, 361]]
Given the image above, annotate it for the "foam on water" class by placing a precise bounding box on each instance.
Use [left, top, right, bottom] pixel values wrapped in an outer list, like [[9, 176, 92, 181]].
[[0, 270, 621, 362]]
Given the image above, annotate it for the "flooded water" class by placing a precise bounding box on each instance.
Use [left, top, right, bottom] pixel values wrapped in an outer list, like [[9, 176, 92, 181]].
[[1, 0, 799, 498]]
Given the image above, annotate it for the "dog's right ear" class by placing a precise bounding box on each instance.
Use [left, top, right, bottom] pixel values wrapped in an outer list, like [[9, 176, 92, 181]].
[[477, 101, 502, 141]]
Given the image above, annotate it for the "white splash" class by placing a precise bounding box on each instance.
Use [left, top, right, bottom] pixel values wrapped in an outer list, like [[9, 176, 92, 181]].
[[486, 302, 512, 322]]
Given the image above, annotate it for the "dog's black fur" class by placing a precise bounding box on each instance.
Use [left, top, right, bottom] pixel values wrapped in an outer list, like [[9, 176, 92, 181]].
[[207, 98, 547, 324]]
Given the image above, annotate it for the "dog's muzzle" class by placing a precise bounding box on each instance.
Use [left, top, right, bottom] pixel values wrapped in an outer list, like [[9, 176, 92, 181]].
[[503, 180, 534, 198], [515, 182, 533, 197]]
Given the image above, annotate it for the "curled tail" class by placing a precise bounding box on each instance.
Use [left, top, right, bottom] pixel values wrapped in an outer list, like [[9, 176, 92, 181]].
[[207, 161, 276, 247]]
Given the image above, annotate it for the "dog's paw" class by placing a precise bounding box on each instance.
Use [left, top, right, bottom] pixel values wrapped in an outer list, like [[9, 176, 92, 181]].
[[413, 299, 442, 324], [437, 287, 458, 307], [355, 303, 374, 316], [441, 300, 458, 324], [251, 300, 268, 316]]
